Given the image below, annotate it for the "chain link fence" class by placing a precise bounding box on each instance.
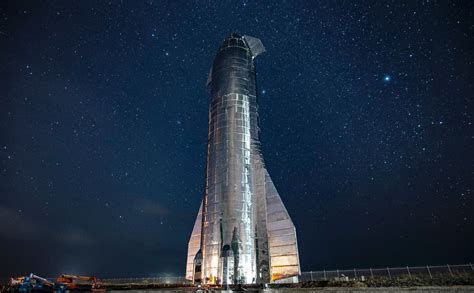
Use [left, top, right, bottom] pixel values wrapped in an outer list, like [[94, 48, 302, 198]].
[[96, 263, 473, 285], [300, 263, 474, 282], [98, 276, 190, 285]]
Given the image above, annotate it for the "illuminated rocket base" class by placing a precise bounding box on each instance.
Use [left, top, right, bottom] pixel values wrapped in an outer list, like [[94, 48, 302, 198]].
[[186, 34, 300, 285]]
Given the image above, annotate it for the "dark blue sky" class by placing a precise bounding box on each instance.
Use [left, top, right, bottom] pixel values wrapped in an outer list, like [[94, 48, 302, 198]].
[[1, 0, 472, 280]]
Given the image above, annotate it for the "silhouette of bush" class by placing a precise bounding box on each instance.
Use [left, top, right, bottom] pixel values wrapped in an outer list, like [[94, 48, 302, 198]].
[[365, 273, 474, 287], [300, 272, 474, 288]]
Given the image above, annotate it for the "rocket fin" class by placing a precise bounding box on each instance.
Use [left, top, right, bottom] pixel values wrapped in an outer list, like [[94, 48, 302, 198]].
[[264, 169, 301, 282], [243, 35, 266, 58], [186, 201, 203, 281], [252, 151, 270, 283]]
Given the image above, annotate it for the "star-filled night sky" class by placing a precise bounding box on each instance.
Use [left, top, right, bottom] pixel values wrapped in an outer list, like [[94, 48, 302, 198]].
[[1, 0, 473, 280]]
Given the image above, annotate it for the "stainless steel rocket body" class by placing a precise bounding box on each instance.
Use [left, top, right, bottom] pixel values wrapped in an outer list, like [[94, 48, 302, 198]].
[[186, 34, 300, 285], [202, 34, 259, 284]]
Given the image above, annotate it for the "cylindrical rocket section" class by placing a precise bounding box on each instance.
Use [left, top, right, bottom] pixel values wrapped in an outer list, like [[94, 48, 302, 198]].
[[201, 34, 261, 285]]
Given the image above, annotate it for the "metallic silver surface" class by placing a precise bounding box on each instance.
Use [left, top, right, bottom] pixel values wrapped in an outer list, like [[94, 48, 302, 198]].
[[186, 202, 202, 281], [186, 33, 300, 285]]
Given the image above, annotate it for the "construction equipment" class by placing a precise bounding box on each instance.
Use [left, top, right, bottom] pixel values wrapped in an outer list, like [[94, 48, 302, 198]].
[[8, 273, 55, 292], [55, 275, 104, 291]]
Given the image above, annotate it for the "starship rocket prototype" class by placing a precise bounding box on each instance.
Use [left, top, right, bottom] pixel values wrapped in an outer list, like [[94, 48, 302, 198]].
[[186, 33, 300, 285]]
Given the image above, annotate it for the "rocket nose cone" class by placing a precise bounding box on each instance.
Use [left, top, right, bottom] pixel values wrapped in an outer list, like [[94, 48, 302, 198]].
[[229, 32, 242, 38], [218, 33, 266, 58]]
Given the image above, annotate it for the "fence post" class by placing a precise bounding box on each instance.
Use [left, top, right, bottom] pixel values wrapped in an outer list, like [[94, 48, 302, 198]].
[[427, 265, 432, 279], [323, 269, 327, 280], [447, 264, 453, 276], [470, 263, 473, 271], [387, 267, 392, 279], [337, 269, 339, 278], [370, 268, 374, 278], [407, 266, 411, 278], [310, 271, 313, 281], [354, 268, 357, 278]]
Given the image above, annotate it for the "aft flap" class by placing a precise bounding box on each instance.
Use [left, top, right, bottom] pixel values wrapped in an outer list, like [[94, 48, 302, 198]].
[[185, 201, 203, 280], [264, 169, 301, 281]]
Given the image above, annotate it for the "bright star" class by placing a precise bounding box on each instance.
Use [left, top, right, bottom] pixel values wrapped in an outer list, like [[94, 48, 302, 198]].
[[384, 75, 391, 82], [261, 89, 266, 94]]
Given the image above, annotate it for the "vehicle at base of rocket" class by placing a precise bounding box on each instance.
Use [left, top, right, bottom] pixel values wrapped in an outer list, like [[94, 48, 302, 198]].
[[186, 33, 300, 285]]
